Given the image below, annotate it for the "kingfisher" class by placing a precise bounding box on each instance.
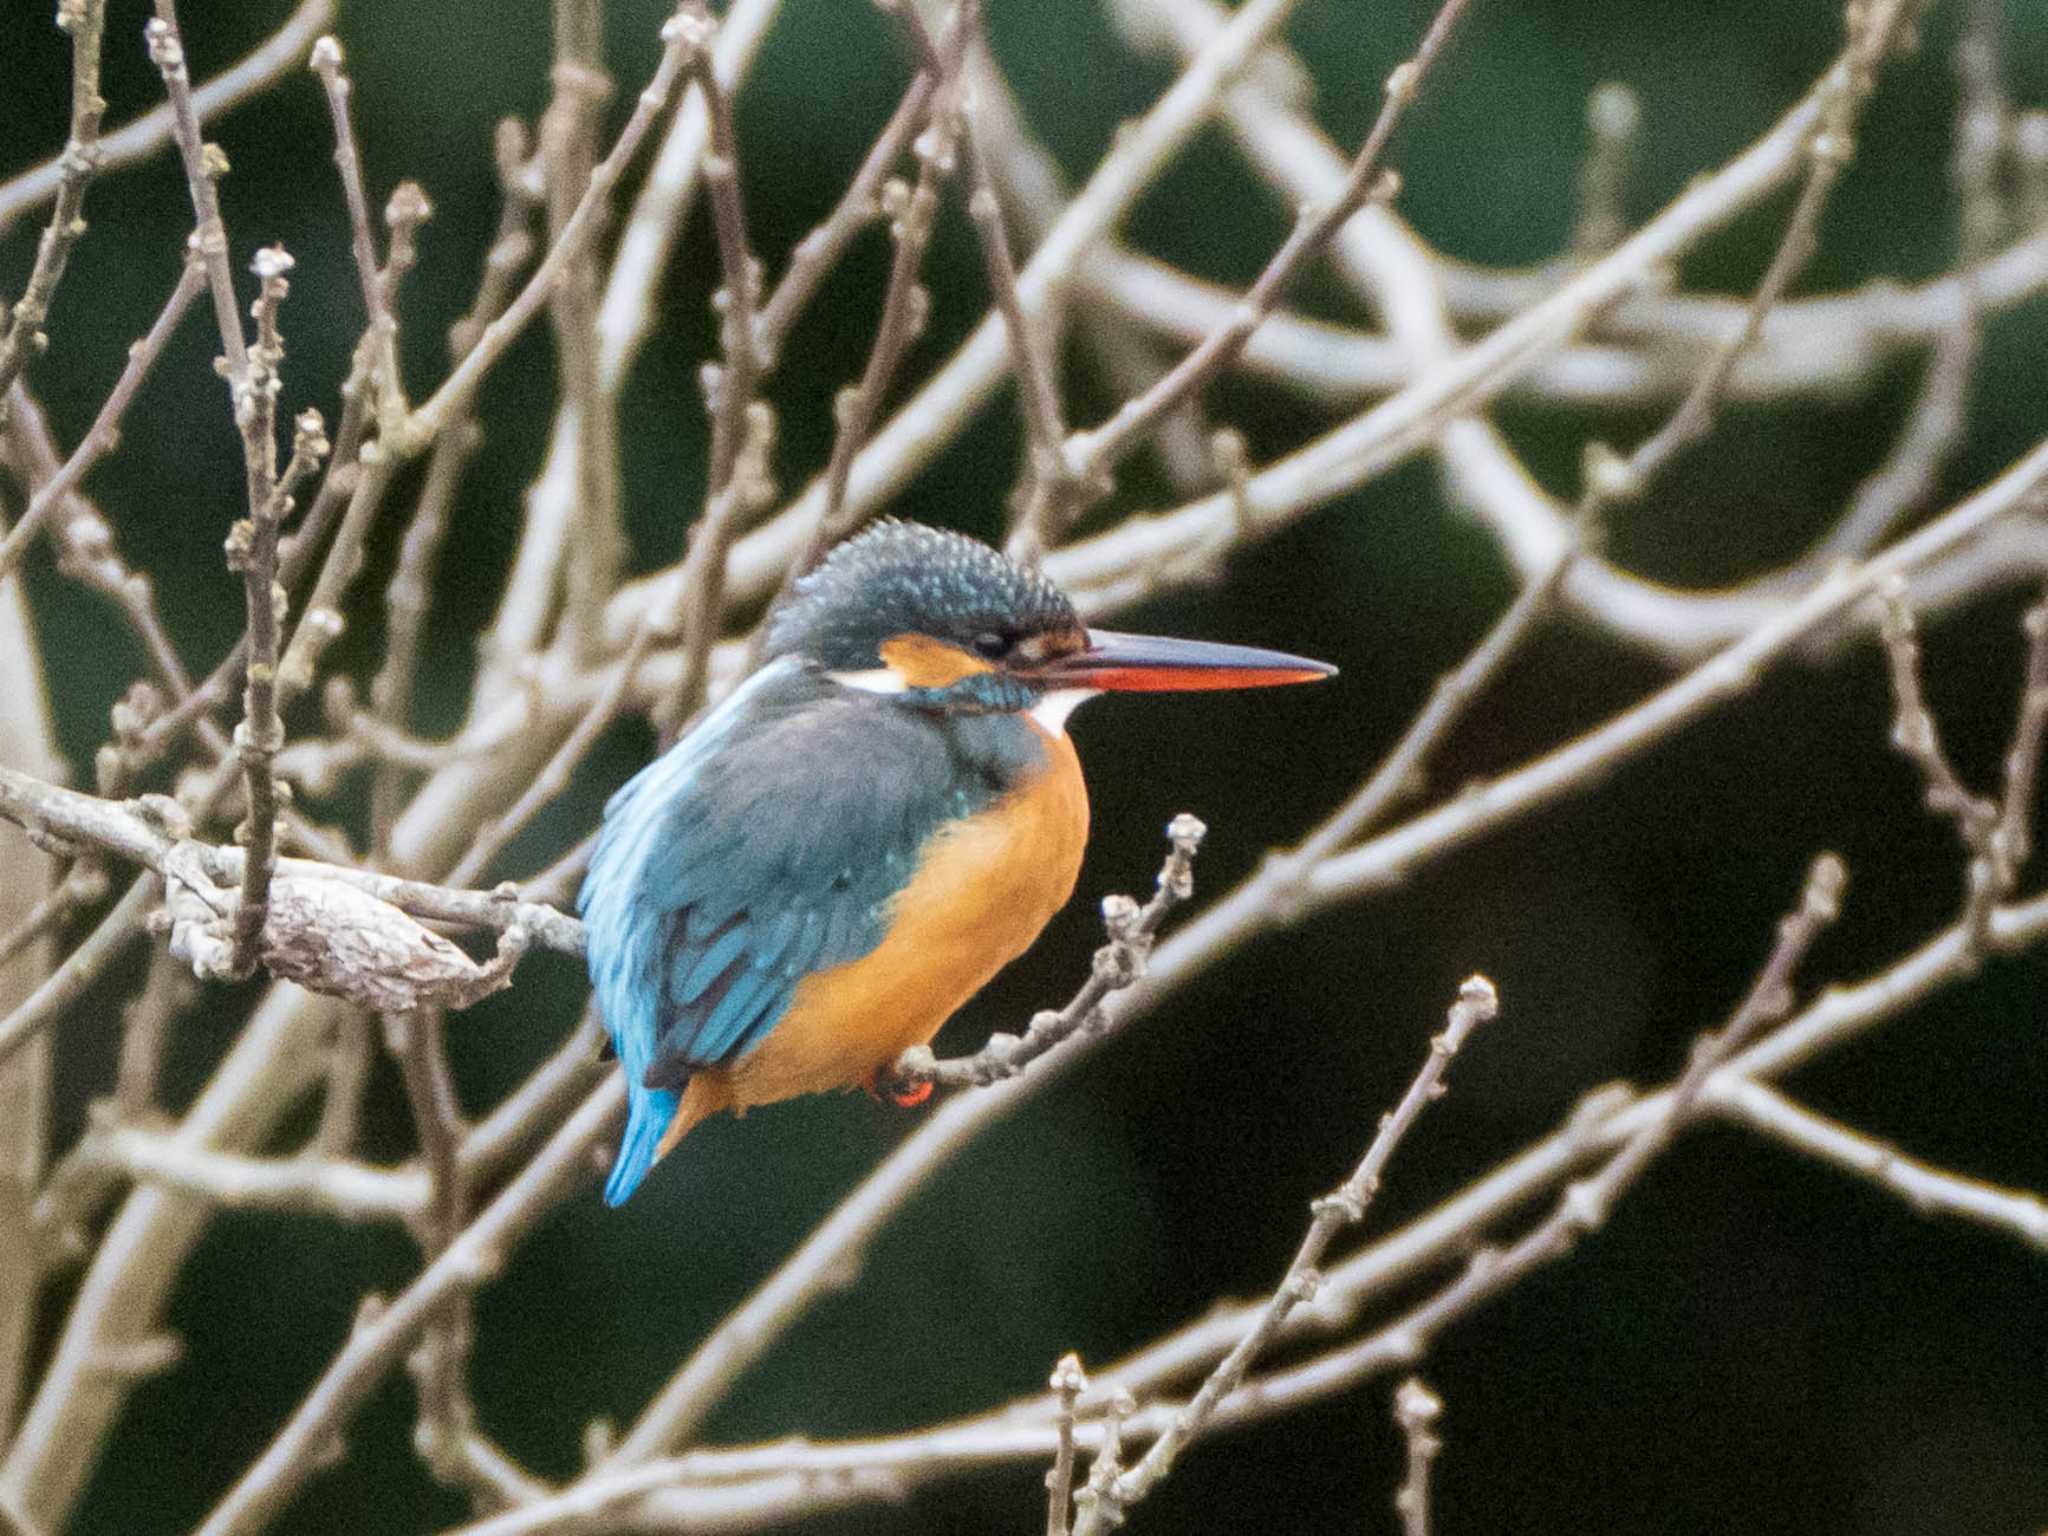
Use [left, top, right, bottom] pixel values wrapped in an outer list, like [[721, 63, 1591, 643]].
[[580, 521, 1333, 1205]]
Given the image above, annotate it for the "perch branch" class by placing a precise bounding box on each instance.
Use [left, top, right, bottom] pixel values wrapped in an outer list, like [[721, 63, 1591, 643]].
[[893, 815, 1205, 1091]]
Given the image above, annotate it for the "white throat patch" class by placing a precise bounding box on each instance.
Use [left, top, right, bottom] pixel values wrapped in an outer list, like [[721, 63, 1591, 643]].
[[1030, 689, 1097, 736]]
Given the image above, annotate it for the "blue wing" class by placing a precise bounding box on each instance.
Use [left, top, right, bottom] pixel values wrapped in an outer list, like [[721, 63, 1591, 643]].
[[579, 660, 986, 1204]]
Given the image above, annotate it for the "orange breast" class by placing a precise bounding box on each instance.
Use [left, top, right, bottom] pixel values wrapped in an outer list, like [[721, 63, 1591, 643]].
[[666, 725, 1089, 1144]]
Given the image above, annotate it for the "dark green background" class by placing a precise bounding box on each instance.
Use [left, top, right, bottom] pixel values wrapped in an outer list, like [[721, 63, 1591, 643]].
[[5, 0, 2047, 1531]]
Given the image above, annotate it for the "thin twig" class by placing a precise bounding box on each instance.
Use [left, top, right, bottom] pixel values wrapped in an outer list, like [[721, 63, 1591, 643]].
[[753, 72, 936, 366], [1704, 1076, 2048, 1250], [653, 3, 772, 733], [403, 7, 696, 452], [786, 14, 968, 581], [309, 36, 407, 428], [388, 1005, 486, 1495], [893, 815, 1207, 1091], [111, 943, 195, 1119], [1391, 1378, 1444, 1536], [1874, 580, 2018, 948], [1018, 0, 1475, 560], [1877, 582, 1998, 849], [1992, 591, 2048, 882], [371, 123, 538, 854], [955, 0, 1069, 541], [1072, 978, 1497, 1531], [0, 262, 206, 586], [0, 0, 108, 426], [682, 3, 762, 505], [659, 400, 778, 735], [543, 0, 622, 661], [145, 3, 251, 383], [0, 0, 332, 232], [1568, 83, 1639, 261], [0, 875, 156, 1069], [1044, 1354, 1086, 1536]]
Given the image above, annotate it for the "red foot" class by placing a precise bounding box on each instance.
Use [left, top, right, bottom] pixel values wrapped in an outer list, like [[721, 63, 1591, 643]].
[[862, 1067, 934, 1108], [889, 1077, 934, 1109]]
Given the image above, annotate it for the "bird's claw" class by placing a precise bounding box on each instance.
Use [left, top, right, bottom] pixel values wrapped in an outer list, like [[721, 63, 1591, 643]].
[[863, 1066, 935, 1108]]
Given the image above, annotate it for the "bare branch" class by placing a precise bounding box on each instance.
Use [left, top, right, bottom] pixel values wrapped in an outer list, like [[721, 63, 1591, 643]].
[[1072, 977, 1497, 1531], [1022, 0, 1475, 560], [402, 7, 699, 452], [0, 0, 333, 232], [56, 1122, 426, 1224], [1391, 1378, 1444, 1536], [755, 72, 935, 367], [896, 815, 1204, 1092], [191, 1080, 627, 1536], [0, 0, 108, 426], [0, 262, 206, 587], [1705, 1076, 2048, 1251], [0, 765, 583, 961]]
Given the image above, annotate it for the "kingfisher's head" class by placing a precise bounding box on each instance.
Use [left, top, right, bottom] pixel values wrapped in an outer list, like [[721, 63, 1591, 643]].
[[763, 521, 1333, 725]]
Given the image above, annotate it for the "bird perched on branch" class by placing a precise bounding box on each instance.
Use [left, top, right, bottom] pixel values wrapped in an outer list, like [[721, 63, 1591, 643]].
[[581, 521, 1333, 1205]]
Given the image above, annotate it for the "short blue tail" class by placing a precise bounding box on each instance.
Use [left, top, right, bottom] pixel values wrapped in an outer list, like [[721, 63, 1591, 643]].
[[605, 1085, 681, 1207]]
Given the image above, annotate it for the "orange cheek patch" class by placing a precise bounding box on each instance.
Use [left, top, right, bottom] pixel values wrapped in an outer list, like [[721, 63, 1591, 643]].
[[879, 633, 993, 687]]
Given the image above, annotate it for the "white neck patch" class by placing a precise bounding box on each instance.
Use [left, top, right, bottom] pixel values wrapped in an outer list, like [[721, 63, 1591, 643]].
[[1030, 689, 1097, 736]]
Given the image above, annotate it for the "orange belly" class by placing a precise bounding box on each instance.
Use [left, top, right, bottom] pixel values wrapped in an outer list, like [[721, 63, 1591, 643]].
[[661, 726, 1088, 1149]]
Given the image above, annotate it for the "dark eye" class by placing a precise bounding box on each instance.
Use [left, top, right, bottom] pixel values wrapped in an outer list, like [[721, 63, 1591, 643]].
[[971, 630, 1009, 659]]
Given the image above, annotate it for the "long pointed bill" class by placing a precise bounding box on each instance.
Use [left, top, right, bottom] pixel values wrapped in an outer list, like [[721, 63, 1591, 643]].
[[1034, 629, 1337, 692]]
